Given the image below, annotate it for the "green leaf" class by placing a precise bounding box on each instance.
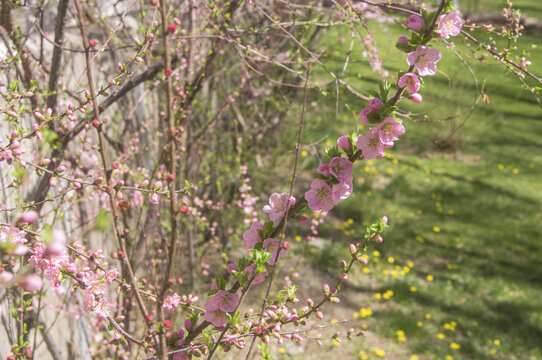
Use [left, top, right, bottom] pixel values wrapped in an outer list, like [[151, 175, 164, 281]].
[[202, 330, 214, 348], [12, 164, 26, 181], [94, 210, 110, 230], [367, 90, 380, 99], [395, 42, 411, 52], [443, 0, 458, 13], [325, 145, 341, 160], [262, 221, 275, 238], [367, 111, 381, 124]]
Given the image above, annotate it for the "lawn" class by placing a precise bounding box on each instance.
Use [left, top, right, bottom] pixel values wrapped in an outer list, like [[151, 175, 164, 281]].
[[289, 3, 542, 360]]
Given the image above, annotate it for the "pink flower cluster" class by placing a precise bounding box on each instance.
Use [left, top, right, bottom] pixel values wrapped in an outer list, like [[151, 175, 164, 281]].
[[305, 156, 353, 212], [0, 226, 29, 257], [397, 10, 463, 102], [28, 230, 76, 287], [81, 268, 118, 319], [355, 9, 464, 160]]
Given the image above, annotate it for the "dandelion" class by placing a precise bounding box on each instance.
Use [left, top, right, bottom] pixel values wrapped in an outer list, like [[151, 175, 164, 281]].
[[374, 347, 386, 357]]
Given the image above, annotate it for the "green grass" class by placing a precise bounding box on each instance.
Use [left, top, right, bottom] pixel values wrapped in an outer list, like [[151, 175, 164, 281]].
[[297, 6, 542, 360]]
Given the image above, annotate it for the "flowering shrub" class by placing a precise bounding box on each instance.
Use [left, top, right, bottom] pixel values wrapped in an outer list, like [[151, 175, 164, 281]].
[[0, 0, 539, 359]]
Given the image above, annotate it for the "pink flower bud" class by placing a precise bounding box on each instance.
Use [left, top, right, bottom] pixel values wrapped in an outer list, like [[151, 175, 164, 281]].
[[381, 216, 388, 224], [410, 93, 422, 103], [406, 15, 424, 31], [17, 274, 43, 292], [0, 271, 14, 284], [21, 210, 39, 224], [396, 36, 409, 52], [337, 135, 351, 151], [226, 263, 237, 273], [14, 245, 28, 256], [47, 241, 65, 256], [369, 98, 383, 111]]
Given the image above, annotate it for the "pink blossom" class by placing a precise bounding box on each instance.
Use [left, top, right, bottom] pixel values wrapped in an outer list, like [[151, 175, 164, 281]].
[[243, 221, 262, 250], [82, 271, 106, 296], [94, 297, 116, 319], [105, 269, 118, 284], [83, 292, 95, 312], [204, 305, 228, 327], [263, 193, 295, 222], [305, 179, 337, 212], [331, 179, 353, 202], [329, 157, 353, 182], [406, 15, 424, 31], [438, 11, 463, 39], [164, 293, 182, 311], [411, 93, 422, 103], [397, 72, 421, 94], [316, 163, 331, 176], [377, 117, 405, 145], [263, 238, 287, 265], [407, 46, 442, 76], [337, 136, 351, 151], [210, 290, 239, 313], [368, 98, 383, 111], [356, 127, 386, 159], [244, 263, 267, 285]]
